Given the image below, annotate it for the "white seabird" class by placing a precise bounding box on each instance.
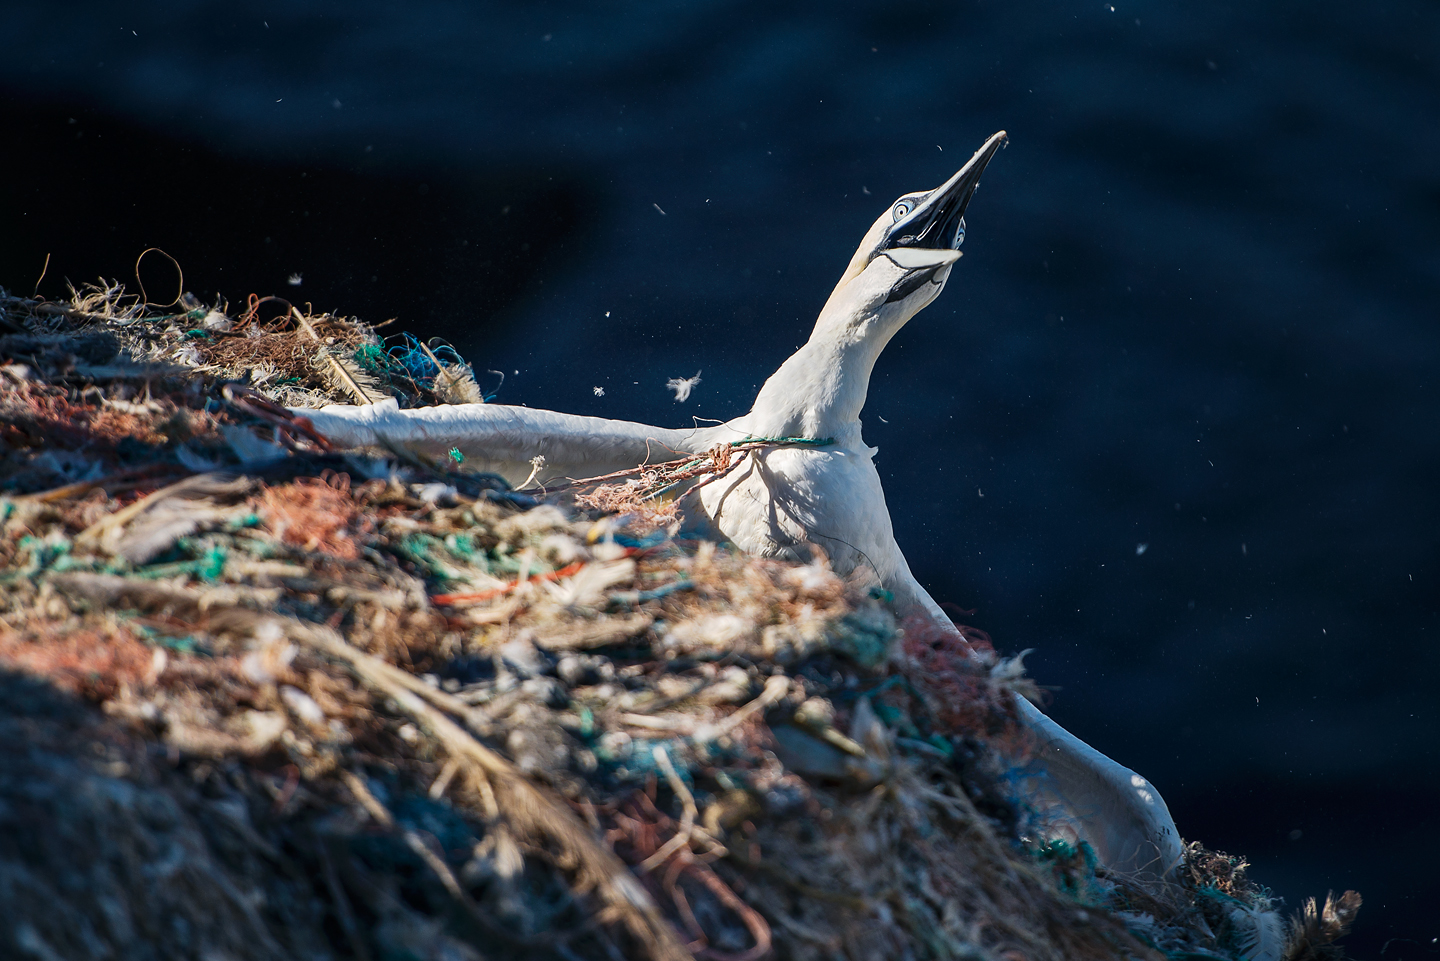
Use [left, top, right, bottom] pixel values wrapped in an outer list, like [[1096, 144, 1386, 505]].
[[301, 131, 1183, 881]]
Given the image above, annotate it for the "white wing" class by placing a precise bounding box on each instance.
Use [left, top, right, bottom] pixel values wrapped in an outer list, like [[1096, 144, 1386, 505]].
[[298, 399, 720, 486], [1013, 695, 1184, 882]]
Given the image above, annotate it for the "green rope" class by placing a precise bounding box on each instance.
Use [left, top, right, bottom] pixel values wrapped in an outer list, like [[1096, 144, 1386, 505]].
[[353, 343, 404, 376], [132, 544, 228, 582]]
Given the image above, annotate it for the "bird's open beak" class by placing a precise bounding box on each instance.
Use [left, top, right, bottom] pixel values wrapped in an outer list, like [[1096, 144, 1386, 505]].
[[885, 130, 1007, 253]]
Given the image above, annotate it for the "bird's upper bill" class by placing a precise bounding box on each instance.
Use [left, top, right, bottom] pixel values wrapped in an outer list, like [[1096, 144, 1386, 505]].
[[883, 130, 1008, 256], [832, 131, 1008, 292]]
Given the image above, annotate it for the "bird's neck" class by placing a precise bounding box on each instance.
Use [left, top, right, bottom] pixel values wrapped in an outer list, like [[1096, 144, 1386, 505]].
[[741, 297, 900, 443]]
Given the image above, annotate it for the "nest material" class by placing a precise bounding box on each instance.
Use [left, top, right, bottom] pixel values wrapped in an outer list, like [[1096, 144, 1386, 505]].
[[0, 282, 1360, 961]]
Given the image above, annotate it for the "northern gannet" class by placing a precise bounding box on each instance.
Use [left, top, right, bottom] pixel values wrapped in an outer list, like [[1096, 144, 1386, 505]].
[[301, 131, 1183, 880]]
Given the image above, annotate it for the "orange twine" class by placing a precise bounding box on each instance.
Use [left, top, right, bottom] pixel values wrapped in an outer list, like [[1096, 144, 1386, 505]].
[[431, 560, 586, 605]]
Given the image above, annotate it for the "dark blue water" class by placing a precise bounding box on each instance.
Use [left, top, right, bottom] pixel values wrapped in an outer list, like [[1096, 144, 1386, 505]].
[[3, 2, 1437, 953]]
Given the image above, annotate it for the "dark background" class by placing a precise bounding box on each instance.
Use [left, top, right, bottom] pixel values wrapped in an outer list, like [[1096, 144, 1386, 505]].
[[2, 2, 1436, 955]]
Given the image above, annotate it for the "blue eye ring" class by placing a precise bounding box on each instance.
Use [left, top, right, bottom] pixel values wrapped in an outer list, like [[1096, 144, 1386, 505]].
[[892, 202, 911, 222]]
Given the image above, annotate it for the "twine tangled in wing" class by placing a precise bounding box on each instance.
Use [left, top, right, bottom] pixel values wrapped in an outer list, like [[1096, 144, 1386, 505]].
[[550, 436, 828, 529]]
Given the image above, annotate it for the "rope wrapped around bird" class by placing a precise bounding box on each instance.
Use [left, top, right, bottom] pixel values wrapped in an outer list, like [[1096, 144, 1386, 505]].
[[521, 436, 833, 524]]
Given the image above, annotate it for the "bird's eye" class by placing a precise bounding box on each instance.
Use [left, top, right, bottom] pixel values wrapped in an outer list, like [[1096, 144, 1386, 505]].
[[892, 202, 911, 222]]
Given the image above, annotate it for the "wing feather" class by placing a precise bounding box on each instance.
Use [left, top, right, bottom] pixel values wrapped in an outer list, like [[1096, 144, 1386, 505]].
[[299, 400, 718, 485]]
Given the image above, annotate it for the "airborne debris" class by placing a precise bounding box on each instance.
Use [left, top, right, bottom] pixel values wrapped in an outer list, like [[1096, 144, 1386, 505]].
[[666, 370, 701, 402]]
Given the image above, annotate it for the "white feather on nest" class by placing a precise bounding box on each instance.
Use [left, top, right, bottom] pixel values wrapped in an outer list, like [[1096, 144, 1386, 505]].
[[1230, 903, 1287, 961]]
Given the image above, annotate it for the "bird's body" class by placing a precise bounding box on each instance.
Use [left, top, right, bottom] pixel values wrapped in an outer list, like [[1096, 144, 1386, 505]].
[[301, 132, 1183, 880]]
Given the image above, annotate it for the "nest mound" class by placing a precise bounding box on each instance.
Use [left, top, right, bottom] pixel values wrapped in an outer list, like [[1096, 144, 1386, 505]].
[[0, 283, 1359, 961]]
